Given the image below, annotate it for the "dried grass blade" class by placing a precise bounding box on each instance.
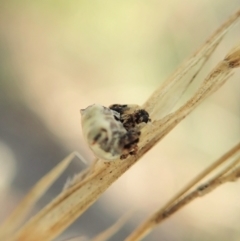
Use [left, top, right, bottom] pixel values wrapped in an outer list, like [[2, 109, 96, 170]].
[[143, 9, 240, 119], [125, 143, 240, 241], [142, 43, 240, 149], [0, 152, 75, 240], [143, 142, 240, 222], [154, 159, 240, 228], [159, 156, 240, 221]]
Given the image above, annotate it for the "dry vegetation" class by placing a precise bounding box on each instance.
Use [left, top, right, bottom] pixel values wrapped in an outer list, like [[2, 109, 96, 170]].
[[0, 9, 240, 241]]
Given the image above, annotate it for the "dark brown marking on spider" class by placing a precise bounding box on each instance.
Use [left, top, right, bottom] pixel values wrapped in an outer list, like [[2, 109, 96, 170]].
[[109, 104, 129, 115], [108, 104, 151, 159], [120, 114, 136, 131], [113, 115, 120, 121], [133, 109, 151, 124], [93, 133, 102, 143]]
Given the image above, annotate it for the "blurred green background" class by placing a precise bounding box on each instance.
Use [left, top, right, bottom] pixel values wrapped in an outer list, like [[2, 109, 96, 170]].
[[0, 1, 240, 240]]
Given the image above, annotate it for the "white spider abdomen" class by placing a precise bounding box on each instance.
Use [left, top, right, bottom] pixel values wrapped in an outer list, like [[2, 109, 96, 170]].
[[81, 104, 127, 160]]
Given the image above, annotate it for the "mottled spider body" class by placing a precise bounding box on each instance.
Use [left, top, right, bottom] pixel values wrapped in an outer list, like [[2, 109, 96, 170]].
[[81, 104, 150, 160]]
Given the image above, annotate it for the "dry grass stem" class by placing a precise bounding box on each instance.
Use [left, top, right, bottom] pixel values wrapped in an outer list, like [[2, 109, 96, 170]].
[[125, 143, 240, 241], [143, 9, 240, 119], [0, 152, 76, 241], [160, 157, 240, 218], [1, 9, 239, 241]]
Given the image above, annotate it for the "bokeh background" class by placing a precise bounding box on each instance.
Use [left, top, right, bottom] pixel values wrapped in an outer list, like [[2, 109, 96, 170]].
[[0, 1, 240, 240]]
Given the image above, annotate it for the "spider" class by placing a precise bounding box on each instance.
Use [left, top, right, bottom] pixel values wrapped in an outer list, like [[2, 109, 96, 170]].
[[80, 104, 150, 160]]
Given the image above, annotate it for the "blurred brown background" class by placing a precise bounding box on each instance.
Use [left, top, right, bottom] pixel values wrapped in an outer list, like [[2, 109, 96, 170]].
[[0, 1, 240, 240]]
